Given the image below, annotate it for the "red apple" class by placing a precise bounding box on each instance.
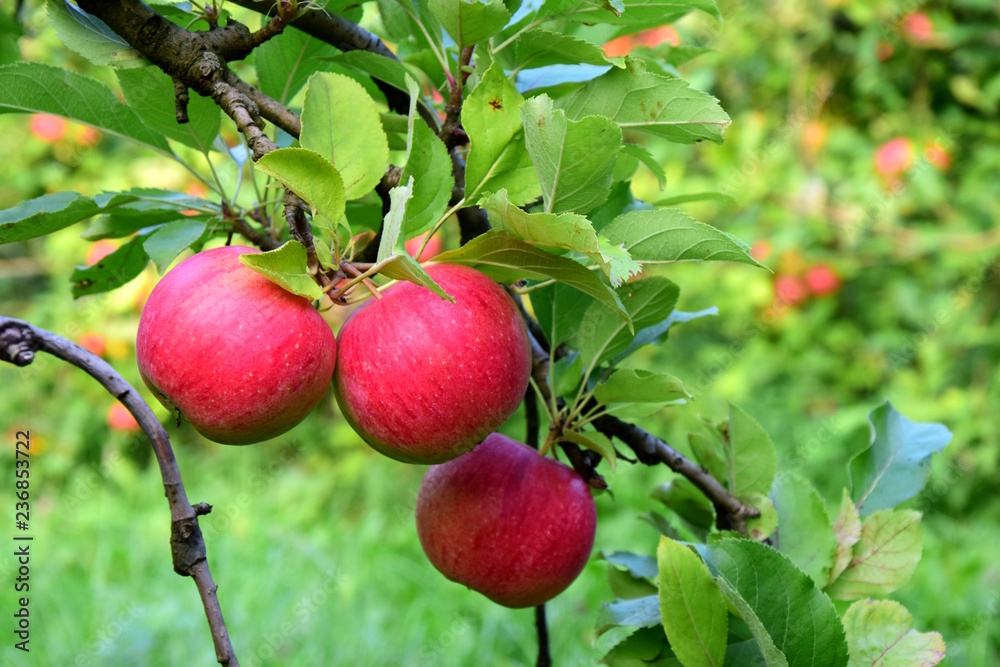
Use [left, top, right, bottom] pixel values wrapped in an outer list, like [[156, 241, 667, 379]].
[[136, 246, 337, 445], [404, 233, 444, 262], [804, 263, 842, 296], [416, 433, 597, 608], [334, 264, 531, 464], [107, 403, 141, 433]]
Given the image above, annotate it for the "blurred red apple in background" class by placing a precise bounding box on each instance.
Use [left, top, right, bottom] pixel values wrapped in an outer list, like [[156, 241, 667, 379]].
[[30, 114, 68, 143], [107, 403, 141, 433], [902, 12, 934, 43], [85, 240, 119, 267], [334, 264, 531, 464], [77, 332, 107, 358], [416, 433, 597, 608], [137, 246, 337, 444], [875, 137, 913, 179], [804, 263, 842, 296], [924, 141, 951, 170], [774, 274, 808, 307]]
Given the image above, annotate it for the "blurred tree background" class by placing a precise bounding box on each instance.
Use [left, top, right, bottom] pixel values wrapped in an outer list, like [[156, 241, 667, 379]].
[[0, 0, 997, 665]]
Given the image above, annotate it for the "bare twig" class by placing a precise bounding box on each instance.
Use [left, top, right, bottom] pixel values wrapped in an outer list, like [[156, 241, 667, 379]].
[[0, 317, 239, 666]]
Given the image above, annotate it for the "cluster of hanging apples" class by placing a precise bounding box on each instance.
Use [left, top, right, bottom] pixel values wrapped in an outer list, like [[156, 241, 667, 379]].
[[135, 246, 596, 608]]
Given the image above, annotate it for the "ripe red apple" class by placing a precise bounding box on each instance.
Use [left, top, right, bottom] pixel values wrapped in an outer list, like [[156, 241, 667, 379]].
[[416, 433, 597, 608], [404, 233, 443, 262], [334, 264, 531, 464], [137, 246, 337, 445]]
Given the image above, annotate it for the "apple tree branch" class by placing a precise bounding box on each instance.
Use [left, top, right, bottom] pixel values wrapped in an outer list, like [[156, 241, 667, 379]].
[[0, 316, 239, 666]]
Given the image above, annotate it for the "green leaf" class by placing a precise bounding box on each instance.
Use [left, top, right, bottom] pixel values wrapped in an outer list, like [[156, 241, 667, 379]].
[[657, 536, 727, 667], [82, 189, 217, 240], [849, 400, 952, 516], [239, 241, 323, 300], [654, 192, 735, 207], [622, 143, 666, 190], [596, 595, 661, 637], [651, 478, 715, 541], [722, 404, 776, 498], [301, 72, 390, 199], [0, 62, 171, 152], [255, 148, 346, 235], [429, 0, 510, 48], [688, 432, 727, 488], [521, 95, 622, 214], [577, 276, 679, 369], [696, 538, 849, 667], [143, 220, 206, 273], [603, 551, 658, 580], [563, 58, 730, 143], [770, 473, 837, 587], [564, 58, 731, 144], [615, 306, 718, 363], [561, 430, 616, 471], [594, 368, 691, 405], [0, 192, 100, 244], [435, 230, 629, 320], [377, 176, 415, 264], [600, 626, 677, 666], [330, 51, 421, 96], [463, 62, 540, 204], [829, 488, 862, 586], [529, 281, 594, 352], [602, 209, 762, 267], [843, 600, 945, 667], [401, 119, 454, 236], [743, 493, 777, 542], [70, 234, 149, 298], [374, 178, 451, 299], [541, 0, 721, 25], [255, 27, 338, 104], [481, 190, 641, 285], [116, 68, 221, 152], [826, 510, 923, 601], [511, 29, 625, 70], [48, 0, 147, 69]]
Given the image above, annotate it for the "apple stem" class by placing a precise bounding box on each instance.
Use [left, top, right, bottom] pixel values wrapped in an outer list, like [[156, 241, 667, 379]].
[[535, 604, 552, 667], [0, 316, 240, 666]]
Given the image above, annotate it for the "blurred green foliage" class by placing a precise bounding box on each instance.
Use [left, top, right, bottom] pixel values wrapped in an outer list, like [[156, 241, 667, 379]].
[[0, 0, 997, 664]]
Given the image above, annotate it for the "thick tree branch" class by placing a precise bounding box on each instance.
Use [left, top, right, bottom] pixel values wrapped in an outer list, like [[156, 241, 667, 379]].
[[78, 0, 316, 267], [0, 317, 239, 666]]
